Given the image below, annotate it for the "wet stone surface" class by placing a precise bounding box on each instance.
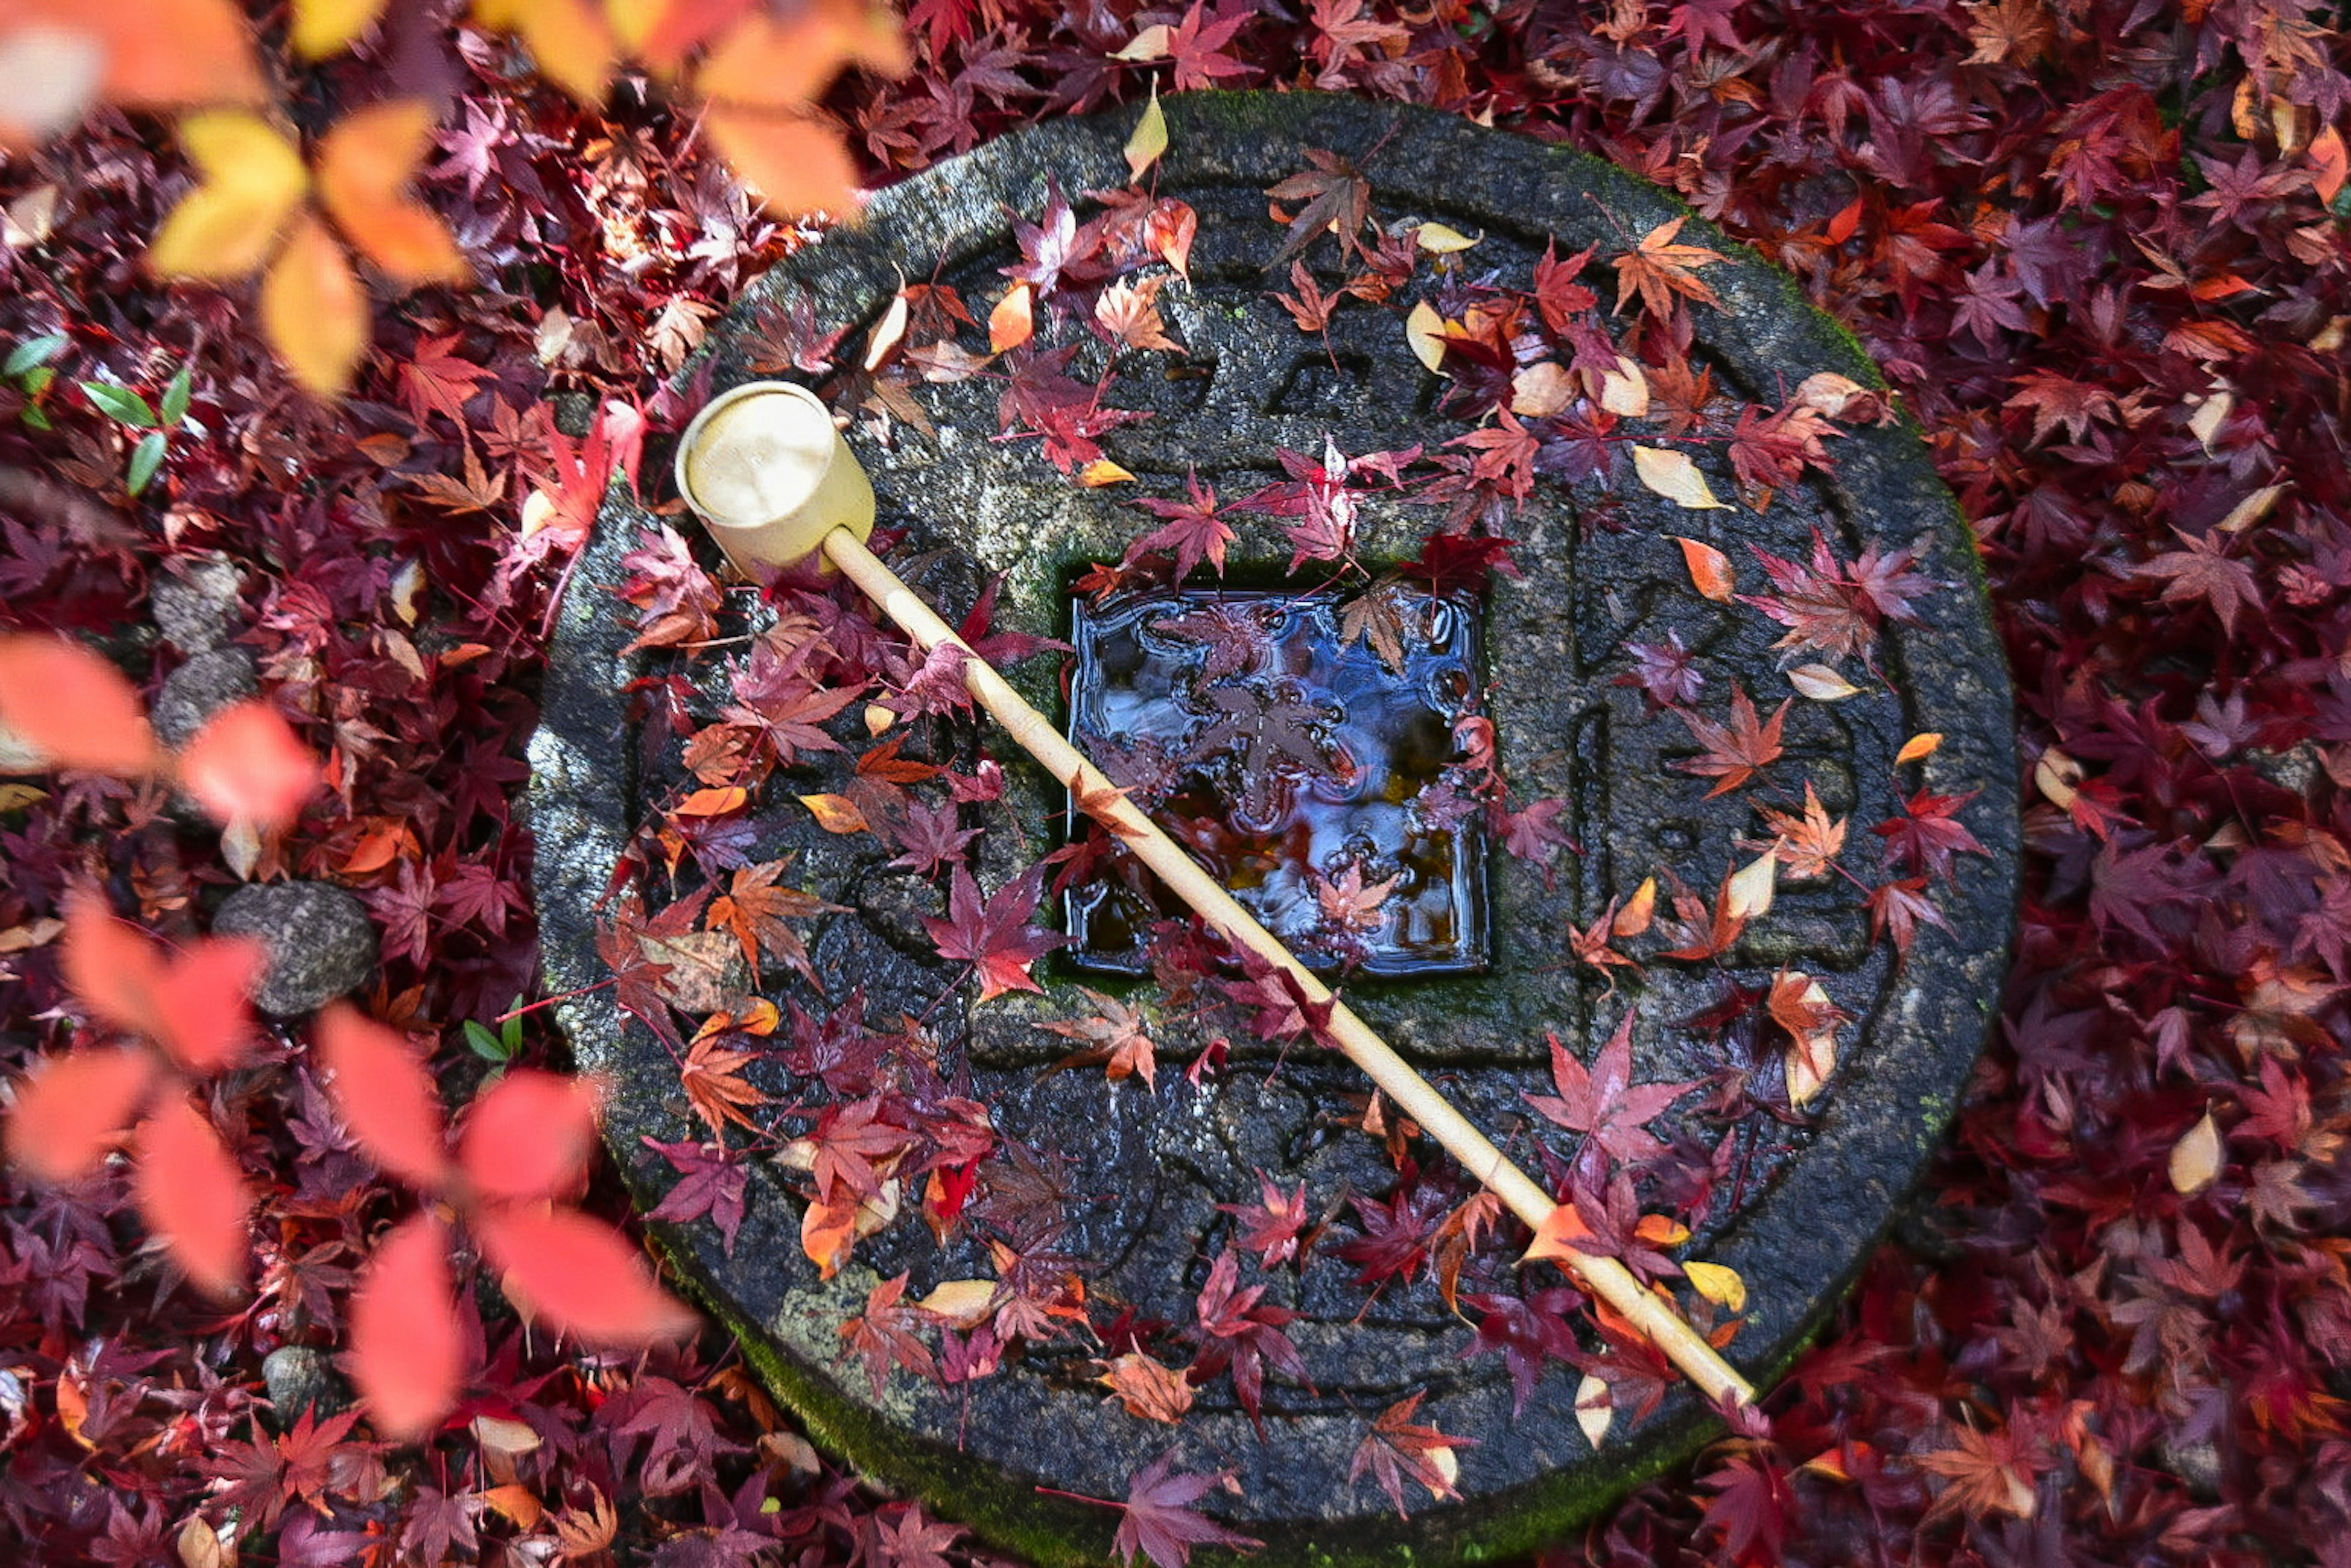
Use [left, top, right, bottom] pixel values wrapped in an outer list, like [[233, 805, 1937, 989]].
[[529, 94, 2019, 1567]]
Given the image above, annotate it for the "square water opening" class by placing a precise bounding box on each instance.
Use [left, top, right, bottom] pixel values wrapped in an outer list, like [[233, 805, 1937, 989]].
[[1063, 585, 1490, 978]]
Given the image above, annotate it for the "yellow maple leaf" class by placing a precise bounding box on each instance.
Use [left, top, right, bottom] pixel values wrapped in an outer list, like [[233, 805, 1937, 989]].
[[151, 103, 468, 397]]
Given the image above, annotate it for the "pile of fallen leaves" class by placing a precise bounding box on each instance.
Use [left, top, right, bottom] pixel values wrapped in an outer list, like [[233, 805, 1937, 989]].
[[1, 0, 2347, 1565]]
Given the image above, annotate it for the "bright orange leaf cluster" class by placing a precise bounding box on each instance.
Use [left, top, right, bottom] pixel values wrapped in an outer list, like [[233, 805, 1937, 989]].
[[4, 895, 266, 1295], [148, 103, 468, 396], [0, 0, 264, 148], [0, 632, 323, 1296], [0, 0, 906, 397], [0, 633, 321, 830], [473, 0, 909, 216], [319, 1004, 697, 1440]]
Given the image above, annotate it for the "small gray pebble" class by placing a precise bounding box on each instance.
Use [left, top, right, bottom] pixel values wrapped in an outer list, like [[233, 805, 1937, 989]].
[[2158, 1433, 2224, 1501], [213, 881, 378, 1016], [150, 558, 245, 654], [261, 1346, 350, 1428], [151, 647, 257, 749]]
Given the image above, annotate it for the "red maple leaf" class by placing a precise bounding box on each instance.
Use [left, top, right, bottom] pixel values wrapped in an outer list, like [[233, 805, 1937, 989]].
[[1873, 788, 1988, 880], [1741, 531, 1880, 661], [1673, 683, 1788, 797], [923, 866, 1066, 1000], [1351, 1390, 1472, 1519], [1524, 1009, 1700, 1168], [2135, 528, 2263, 636], [1531, 238, 1600, 333], [707, 857, 840, 988], [1865, 876, 1951, 956], [1111, 1452, 1265, 1568], [1445, 409, 1540, 502], [1611, 216, 1725, 320], [1265, 145, 1373, 264], [1164, 1, 1255, 92], [1218, 1170, 1310, 1269], [1126, 468, 1235, 580], [841, 1272, 939, 1399], [806, 1094, 917, 1204], [1190, 1246, 1311, 1432]]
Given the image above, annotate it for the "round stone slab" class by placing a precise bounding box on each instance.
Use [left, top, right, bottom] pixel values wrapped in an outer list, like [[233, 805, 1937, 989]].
[[529, 92, 2018, 1566]]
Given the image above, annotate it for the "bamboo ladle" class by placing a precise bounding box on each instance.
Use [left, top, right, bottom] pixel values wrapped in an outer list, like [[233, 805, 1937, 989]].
[[674, 380, 1754, 1411]]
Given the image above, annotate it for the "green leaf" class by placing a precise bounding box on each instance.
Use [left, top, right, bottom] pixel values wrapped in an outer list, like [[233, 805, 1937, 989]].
[[80, 380, 156, 428], [463, 1019, 516, 1062], [21, 366, 53, 399], [160, 366, 193, 427], [126, 432, 168, 497], [5, 333, 67, 378]]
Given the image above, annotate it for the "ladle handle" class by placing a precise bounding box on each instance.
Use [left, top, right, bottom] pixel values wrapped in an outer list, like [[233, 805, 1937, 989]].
[[817, 527, 1755, 1409]]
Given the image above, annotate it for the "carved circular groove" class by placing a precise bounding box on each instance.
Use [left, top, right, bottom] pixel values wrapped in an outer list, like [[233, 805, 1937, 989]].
[[529, 92, 2019, 1568]]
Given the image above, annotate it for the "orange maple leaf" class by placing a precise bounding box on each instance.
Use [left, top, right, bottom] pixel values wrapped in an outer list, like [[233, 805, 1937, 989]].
[[1611, 216, 1726, 321], [149, 103, 468, 395]]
